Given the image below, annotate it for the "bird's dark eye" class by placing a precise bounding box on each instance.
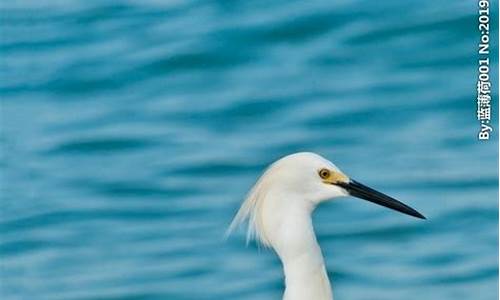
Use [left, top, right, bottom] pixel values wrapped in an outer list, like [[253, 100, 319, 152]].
[[318, 168, 330, 179]]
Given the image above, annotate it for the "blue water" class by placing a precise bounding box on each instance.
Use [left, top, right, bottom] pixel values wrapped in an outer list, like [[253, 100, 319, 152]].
[[1, 1, 499, 299]]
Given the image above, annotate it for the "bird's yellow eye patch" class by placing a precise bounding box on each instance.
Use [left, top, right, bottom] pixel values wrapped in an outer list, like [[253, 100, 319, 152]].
[[319, 168, 348, 184]]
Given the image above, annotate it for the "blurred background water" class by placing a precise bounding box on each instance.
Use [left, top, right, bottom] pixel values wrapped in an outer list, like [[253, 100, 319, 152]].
[[1, 0, 499, 299]]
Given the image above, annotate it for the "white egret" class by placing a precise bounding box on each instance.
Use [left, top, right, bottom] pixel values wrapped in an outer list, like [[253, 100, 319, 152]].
[[227, 152, 425, 300]]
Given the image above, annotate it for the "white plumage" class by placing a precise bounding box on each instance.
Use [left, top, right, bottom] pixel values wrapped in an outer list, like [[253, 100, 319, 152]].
[[228, 152, 424, 300]]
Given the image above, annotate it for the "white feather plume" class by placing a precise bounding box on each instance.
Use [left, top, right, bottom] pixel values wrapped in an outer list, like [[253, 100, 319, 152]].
[[226, 160, 284, 247]]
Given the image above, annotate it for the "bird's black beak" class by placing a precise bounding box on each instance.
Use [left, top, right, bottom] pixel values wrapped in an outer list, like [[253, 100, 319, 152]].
[[337, 179, 425, 219]]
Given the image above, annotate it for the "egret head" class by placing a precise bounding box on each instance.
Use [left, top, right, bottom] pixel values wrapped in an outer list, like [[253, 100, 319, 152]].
[[228, 152, 424, 247], [253, 152, 351, 205]]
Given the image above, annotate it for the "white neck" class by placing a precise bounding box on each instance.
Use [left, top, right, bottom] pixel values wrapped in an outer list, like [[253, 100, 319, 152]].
[[264, 198, 333, 300]]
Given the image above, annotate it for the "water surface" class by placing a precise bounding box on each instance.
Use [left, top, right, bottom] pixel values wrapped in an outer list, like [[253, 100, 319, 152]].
[[1, 1, 498, 299]]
